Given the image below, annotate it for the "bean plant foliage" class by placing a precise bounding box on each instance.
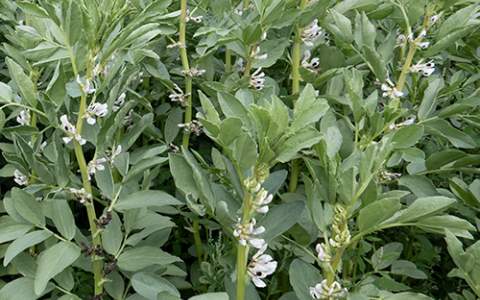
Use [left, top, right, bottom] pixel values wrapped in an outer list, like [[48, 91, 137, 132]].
[[0, 0, 479, 299]]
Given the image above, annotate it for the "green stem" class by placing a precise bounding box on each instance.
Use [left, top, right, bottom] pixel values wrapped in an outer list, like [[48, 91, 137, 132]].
[[192, 219, 203, 262], [74, 93, 103, 296], [236, 192, 253, 300], [225, 48, 232, 73], [242, 0, 250, 10], [288, 0, 308, 193], [180, 0, 193, 148]]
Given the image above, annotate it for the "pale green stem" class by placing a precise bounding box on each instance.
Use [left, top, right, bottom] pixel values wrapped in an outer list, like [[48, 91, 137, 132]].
[[288, 0, 308, 193], [192, 219, 203, 262], [180, 0, 193, 148], [236, 192, 253, 300]]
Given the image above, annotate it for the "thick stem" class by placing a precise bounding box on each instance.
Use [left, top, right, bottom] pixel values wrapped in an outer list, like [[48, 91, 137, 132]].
[[74, 94, 103, 296], [288, 0, 308, 193], [192, 219, 203, 262], [396, 43, 416, 93], [225, 48, 232, 73], [236, 192, 253, 300], [180, 0, 193, 148]]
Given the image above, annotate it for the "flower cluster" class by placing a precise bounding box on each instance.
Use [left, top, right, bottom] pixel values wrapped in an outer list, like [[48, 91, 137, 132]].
[[302, 50, 320, 72], [247, 244, 278, 288], [76, 75, 96, 94], [16, 110, 30, 126], [252, 188, 273, 214], [169, 84, 189, 106], [60, 115, 86, 145], [233, 218, 265, 249], [410, 60, 435, 77], [84, 102, 108, 125], [13, 169, 28, 186], [315, 243, 332, 263], [251, 46, 268, 61], [250, 68, 265, 90], [113, 92, 126, 112], [87, 157, 107, 180], [69, 187, 92, 204], [183, 67, 206, 77], [178, 120, 202, 136], [302, 19, 323, 46], [310, 280, 348, 299], [381, 79, 404, 99], [388, 116, 416, 130], [329, 204, 351, 249]]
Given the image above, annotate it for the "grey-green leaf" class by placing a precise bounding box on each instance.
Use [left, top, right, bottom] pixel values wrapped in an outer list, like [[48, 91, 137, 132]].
[[117, 246, 181, 272], [34, 241, 81, 295], [12, 188, 45, 227], [115, 190, 183, 210], [4, 230, 52, 266]]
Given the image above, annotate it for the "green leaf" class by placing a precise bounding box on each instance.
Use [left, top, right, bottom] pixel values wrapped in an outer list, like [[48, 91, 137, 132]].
[[0, 82, 13, 103], [102, 211, 123, 255], [275, 127, 322, 163], [188, 293, 229, 300], [392, 125, 424, 149], [17, 1, 50, 18], [371, 242, 403, 270], [0, 277, 40, 300], [362, 46, 386, 82], [4, 230, 52, 266], [12, 188, 45, 227], [291, 84, 329, 132], [398, 175, 439, 197], [259, 201, 305, 242], [384, 196, 456, 224], [34, 241, 81, 295], [50, 200, 76, 240], [415, 215, 475, 239], [6, 57, 37, 107], [424, 119, 477, 149], [358, 197, 401, 233], [115, 190, 183, 210], [131, 272, 180, 299], [391, 260, 427, 279], [289, 259, 322, 300], [117, 246, 181, 272], [418, 78, 444, 121], [0, 221, 33, 244]]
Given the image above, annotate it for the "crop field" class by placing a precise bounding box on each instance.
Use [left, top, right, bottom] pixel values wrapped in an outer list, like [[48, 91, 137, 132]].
[[0, 0, 479, 299]]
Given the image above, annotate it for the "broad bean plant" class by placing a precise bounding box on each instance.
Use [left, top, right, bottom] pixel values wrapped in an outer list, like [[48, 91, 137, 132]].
[[0, 0, 479, 300]]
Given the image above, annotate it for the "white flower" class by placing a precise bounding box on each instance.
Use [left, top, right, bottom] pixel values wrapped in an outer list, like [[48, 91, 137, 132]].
[[310, 280, 348, 299], [381, 79, 404, 99], [379, 170, 402, 181], [396, 34, 407, 45], [123, 110, 134, 126], [113, 93, 126, 112], [388, 116, 416, 130], [233, 218, 266, 249], [410, 60, 435, 77], [85, 102, 108, 125], [178, 120, 202, 136], [60, 115, 86, 145], [250, 68, 265, 90], [13, 169, 28, 186], [69, 187, 92, 204], [76, 75, 96, 94], [169, 84, 189, 106], [87, 157, 107, 179], [315, 243, 332, 263], [417, 41, 430, 49], [247, 244, 277, 288], [186, 9, 203, 23], [261, 31, 267, 41], [252, 46, 268, 60], [183, 67, 206, 77], [302, 19, 323, 46], [167, 41, 184, 49], [302, 50, 320, 72], [16, 110, 30, 126], [430, 15, 440, 24], [109, 145, 122, 163], [252, 188, 273, 214]]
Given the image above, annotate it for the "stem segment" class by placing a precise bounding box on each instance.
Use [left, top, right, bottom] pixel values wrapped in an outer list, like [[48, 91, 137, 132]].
[[180, 0, 193, 148], [74, 93, 103, 296], [288, 0, 308, 193], [236, 192, 253, 300], [192, 219, 203, 262]]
